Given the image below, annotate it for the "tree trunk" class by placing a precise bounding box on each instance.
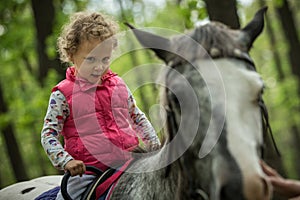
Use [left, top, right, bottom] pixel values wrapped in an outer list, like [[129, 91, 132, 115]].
[[275, 0, 300, 90], [275, 0, 300, 179], [31, 0, 63, 85], [203, 0, 240, 29], [0, 85, 28, 182], [276, 0, 300, 78]]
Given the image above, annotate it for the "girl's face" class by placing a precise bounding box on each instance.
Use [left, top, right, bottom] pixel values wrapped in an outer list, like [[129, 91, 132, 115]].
[[71, 39, 113, 84]]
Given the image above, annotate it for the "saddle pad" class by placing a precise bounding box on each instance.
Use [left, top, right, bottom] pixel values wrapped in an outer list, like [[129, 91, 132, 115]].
[[34, 186, 60, 200]]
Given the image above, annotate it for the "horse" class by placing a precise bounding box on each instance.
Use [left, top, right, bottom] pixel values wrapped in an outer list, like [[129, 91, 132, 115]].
[[0, 7, 273, 200]]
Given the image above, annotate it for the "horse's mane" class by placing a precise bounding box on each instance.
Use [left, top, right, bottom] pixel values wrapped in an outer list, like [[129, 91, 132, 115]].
[[169, 22, 249, 65]]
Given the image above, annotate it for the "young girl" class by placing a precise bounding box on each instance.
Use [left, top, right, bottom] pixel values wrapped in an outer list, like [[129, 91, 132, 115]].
[[41, 11, 160, 200]]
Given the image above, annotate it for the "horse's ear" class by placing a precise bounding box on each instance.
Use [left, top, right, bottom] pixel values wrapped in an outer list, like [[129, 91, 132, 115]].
[[124, 22, 174, 64], [242, 6, 268, 49]]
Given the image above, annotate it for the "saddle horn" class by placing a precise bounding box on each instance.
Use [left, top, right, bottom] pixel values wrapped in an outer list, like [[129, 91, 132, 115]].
[[124, 22, 174, 64], [242, 6, 268, 49]]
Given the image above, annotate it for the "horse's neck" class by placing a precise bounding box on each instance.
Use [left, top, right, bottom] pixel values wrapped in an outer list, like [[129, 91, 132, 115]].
[[165, 160, 189, 200], [145, 147, 190, 199], [112, 148, 187, 200]]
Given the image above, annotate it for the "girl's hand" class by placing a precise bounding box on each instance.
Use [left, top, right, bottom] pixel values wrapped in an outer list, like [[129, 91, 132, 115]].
[[64, 160, 86, 177], [148, 142, 160, 151], [146, 140, 161, 152]]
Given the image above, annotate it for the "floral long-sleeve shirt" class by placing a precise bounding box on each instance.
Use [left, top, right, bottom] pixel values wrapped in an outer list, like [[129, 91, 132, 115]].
[[41, 88, 160, 170]]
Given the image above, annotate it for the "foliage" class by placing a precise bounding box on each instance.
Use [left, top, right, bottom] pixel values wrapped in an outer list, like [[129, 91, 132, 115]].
[[0, 0, 299, 188]]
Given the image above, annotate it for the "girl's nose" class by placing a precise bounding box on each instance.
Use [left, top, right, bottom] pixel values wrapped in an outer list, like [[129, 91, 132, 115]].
[[94, 64, 103, 71]]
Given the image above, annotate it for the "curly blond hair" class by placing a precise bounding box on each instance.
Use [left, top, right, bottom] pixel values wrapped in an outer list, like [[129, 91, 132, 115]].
[[57, 11, 119, 63]]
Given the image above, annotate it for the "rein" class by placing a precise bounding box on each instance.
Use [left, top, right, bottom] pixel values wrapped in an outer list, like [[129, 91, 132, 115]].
[[258, 97, 281, 157]]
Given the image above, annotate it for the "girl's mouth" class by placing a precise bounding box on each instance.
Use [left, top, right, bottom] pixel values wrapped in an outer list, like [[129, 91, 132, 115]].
[[91, 74, 101, 78]]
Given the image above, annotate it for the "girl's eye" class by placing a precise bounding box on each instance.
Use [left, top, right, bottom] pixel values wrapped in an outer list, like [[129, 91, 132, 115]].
[[102, 57, 110, 64], [85, 57, 96, 63]]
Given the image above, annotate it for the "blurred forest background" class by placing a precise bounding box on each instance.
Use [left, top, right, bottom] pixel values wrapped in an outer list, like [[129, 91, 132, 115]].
[[0, 0, 299, 190]]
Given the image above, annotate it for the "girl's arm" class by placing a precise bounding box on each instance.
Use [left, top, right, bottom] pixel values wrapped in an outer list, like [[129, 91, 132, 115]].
[[41, 90, 73, 170], [127, 88, 161, 151]]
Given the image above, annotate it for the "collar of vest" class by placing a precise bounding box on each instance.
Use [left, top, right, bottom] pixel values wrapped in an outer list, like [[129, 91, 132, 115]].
[[66, 67, 118, 92]]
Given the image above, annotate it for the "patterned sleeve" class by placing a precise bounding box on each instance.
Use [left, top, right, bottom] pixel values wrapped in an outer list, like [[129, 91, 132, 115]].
[[41, 90, 73, 170], [127, 87, 161, 151]]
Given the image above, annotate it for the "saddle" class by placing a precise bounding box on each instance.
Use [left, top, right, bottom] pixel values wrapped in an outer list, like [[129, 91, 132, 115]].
[[61, 166, 116, 200]]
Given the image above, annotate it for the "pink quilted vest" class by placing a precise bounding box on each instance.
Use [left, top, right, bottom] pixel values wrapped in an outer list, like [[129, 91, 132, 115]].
[[52, 67, 139, 171]]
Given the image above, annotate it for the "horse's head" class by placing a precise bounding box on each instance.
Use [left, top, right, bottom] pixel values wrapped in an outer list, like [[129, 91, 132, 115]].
[[127, 7, 272, 200]]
